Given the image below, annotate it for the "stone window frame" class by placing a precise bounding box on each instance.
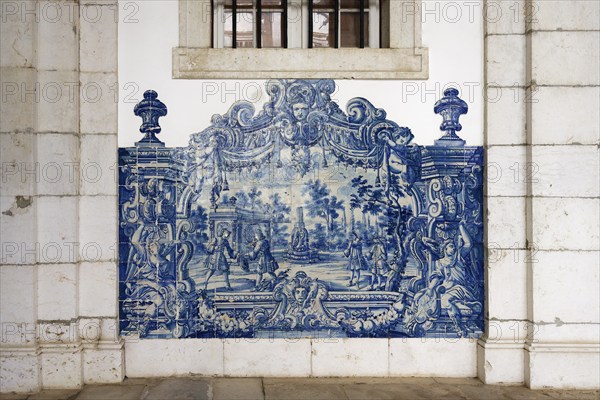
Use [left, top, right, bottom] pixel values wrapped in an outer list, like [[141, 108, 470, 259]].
[[173, 0, 428, 79]]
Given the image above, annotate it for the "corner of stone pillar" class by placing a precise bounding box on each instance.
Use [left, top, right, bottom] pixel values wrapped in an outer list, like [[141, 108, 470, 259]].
[[36, 318, 125, 389], [0, 346, 41, 393], [80, 318, 126, 385], [524, 342, 600, 390], [477, 336, 525, 385]]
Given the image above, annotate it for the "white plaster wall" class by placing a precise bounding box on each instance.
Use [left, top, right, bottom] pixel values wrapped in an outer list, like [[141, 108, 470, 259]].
[[125, 338, 477, 378], [117, 0, 484, 147]]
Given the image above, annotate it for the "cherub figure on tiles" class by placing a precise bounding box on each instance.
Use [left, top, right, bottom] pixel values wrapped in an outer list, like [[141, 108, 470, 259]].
[[344, 231, 369, 289], [245, 229, 279, 290], [381, 126, 420, 196], [203, 228, 236, 291]]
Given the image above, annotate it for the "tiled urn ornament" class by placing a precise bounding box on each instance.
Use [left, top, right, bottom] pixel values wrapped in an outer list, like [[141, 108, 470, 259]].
[[118, 80, 484, 339]]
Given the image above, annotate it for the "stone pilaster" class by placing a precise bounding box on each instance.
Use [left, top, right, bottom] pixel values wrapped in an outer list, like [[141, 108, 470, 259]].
[[524, 0, 599, 389], [0, 0, 122, 392], [478, 0, 529, 385], [479, 0, 600, 389]]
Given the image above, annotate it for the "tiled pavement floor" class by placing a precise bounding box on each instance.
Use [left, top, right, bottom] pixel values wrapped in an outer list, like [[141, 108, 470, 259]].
[[1, 377, 599, 400]]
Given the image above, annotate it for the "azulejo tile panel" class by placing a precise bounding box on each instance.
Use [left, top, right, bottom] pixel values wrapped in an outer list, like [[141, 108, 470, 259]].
[[118, 80, 484, 339]]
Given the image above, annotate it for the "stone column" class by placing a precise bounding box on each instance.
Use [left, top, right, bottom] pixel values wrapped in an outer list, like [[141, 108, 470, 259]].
[[524, 0, 599, 389], [1, 0, 39, 391], [0, 0, 123, 392], [479, 0, 600, 389], [477, 0, 529, 385]]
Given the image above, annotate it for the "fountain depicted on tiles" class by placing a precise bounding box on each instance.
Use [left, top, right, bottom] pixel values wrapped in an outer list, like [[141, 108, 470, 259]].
[[284, 207, 319, 264]]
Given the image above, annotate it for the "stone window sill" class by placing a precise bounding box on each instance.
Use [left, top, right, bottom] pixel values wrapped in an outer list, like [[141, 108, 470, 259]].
[[172, 47, 429, 80]]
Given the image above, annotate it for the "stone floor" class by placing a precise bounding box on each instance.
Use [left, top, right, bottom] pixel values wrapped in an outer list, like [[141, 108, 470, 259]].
[[1, 378, 599, 400]]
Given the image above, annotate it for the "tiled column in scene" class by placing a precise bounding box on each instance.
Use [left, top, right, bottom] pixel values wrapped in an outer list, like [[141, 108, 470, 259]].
[[478, 0, 529, 385], [524, 0, 599, 389]]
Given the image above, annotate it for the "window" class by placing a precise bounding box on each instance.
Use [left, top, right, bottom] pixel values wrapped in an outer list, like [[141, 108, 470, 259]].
[[215, 0, 287, 48], [310, 0, 375, 48], [174, 0, 428, 79], [213, 0, 379, 49]]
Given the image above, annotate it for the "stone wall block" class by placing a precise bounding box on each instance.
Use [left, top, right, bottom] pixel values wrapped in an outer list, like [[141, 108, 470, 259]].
[[79, 72, 118, 134], [532, 197, 599, 251], [532, 0, 600, 31], [485, 35, 526, 87], [79, 261, 118, 317], [0, 67, 36, 133], [0, 265, 36, 337], [223, 339, 311, 377], [485, 87, 526, 145], [0, 195, 37, 265], [390, 339, 477, 377], [78, 195, 118, 263], [37, 321, 80, 345], [485, 320, 530, 343], [0, 0, 36, 68], [36, 196, 78, 264], [37, 0, 79, 71], [37, 263, 78, 321], [531, 31, 600, 86], [487, 248, 527, 321], [534, 323, 600, 344], [312, 339, 388, 377], [531, 146, 599, 198], [484, 0, 526, 35], [531, 86, 600, 146], [486, 196, 527, 249], [78, 317, 101, 343], [97, 318, 117, 342], [36, 70, 79, 134], [486, 145, 528, 197], [0, 352, 40, 393], [477, 342, 524, 384], [0, 133, 37, 195], [532, 251, 600, 324], [80, 4, 118, 72], [82, 346, 124, 384], [40, 347, 83, 389], [80, 134, 118, 196], [124, 339, 224, 377], [526, 348, 600, 389], [35, 133, 79, 196]]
